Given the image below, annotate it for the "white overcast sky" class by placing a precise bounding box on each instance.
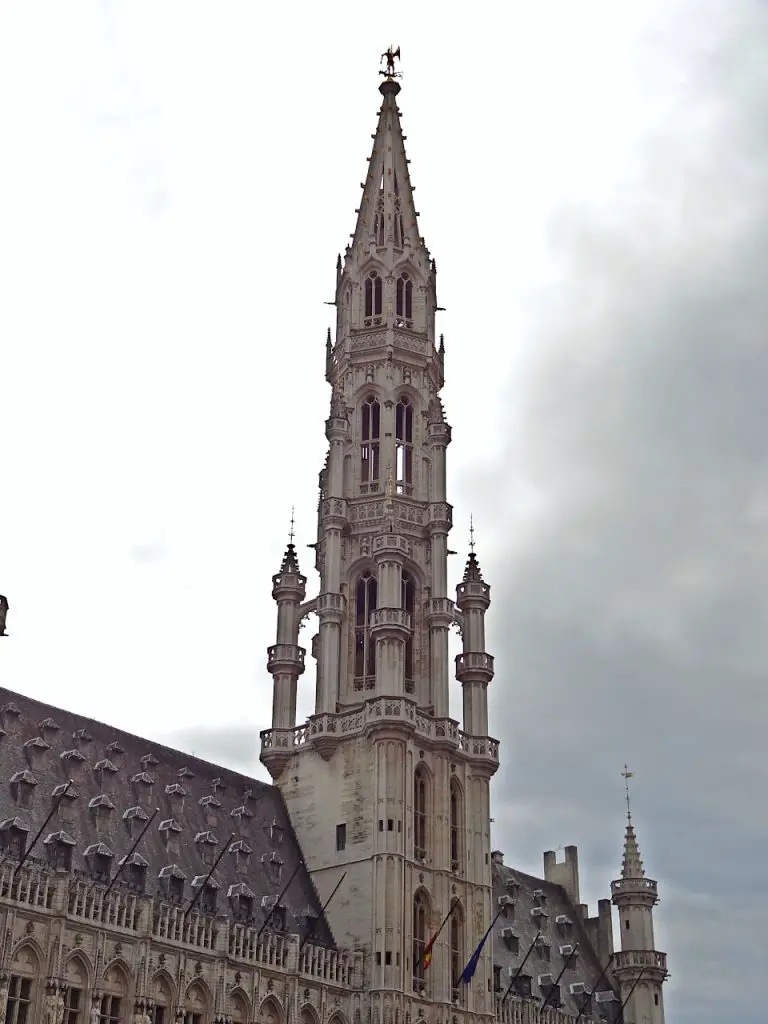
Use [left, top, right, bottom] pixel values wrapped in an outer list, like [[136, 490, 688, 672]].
[[2, 4, 764, 1022]]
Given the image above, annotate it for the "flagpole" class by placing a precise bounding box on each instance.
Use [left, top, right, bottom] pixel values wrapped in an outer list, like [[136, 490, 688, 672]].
[[499, 931, 541, 1007], [573, 953, 613, 1023], [617, 967, 646, 1023], [415, 898, 457, 972], [299, 871, 347, 951], [540, 943, 579, 1012], [455, 903, 507, 989]]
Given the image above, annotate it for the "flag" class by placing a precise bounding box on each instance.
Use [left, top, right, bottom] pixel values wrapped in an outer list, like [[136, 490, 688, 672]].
[[422, 933, 436, 970], [457, 906, 505, 986]]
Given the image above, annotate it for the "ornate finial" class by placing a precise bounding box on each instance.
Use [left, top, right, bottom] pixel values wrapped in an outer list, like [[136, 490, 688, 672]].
[[621, 765, 634, 822], [469, 515, 476, 554], [289, 507, 296, 546], [379, 46, 401, 79]]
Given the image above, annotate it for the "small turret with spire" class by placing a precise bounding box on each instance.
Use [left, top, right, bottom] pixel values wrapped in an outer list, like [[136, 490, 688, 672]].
[[455, 517, 494, 738], [611, 767, 668, 1024], [267, 510, 307, 741]]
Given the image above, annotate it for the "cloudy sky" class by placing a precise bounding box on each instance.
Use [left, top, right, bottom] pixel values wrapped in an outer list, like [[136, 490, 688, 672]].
[[1, 2, 766, 1021]]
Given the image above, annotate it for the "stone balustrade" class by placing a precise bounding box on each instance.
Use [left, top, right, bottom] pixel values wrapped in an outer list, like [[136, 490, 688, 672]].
[[611, 876, 658, 897], [267, 644, 306, 674], [260, 696, 499, 764], [496, 995, 597, 1024], [613, 949, 667, 972], [0, 858, 363, 988], [455, 651, 495, 681]]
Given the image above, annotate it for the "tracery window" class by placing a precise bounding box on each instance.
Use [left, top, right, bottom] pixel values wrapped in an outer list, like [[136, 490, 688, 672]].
[[450, 778, 463, 873], [451, 906, 465, 1004], [412, 890, 429, 988], [396, 272, 413, 324], [361, 395, 381, 487], [7, 975, 33, 1024], [354, 572, 378, 690], [364, 270, 383, 321], [402, 571, 415, 693], [395, 397, 413, 494], [414, 765, 429, 861]]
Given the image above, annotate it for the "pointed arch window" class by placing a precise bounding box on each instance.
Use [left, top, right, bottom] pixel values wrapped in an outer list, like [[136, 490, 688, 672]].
[[412, 890, 429, 989], [414, 765, 429, 861], [365, 270, 383, 323], [450, 779, 463, 873], [354, 572, 377, 690], [361, 395, 381, 488], [396, 397, 413, 495], [451, 906, 465, 1004], [402, 571, 415, 694], [396, 272, 413, 326]]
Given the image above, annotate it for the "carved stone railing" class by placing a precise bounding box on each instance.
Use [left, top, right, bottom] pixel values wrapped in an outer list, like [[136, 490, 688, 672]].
[[496, 996, 588, 1024], [0, 859, 56, 910], [611, 876, 658, 897], [228, 924, 290, 967], [298, 943, 363, 987], [613, 949, 667, 972], [152, 900, 217, 949], [261, 697, 499, 764], [68, 879, 141, 931]]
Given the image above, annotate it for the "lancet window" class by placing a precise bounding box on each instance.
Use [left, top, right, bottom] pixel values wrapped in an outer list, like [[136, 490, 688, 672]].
[[396, 272, 413, 325], [451, 906, 465, 1004], [364, 270, 383, 322], [361, 396, 381, 488], [354, 572, 377, 690], [412, 890, 429, 989], [414, 765, 429, 861], [450, 778, 463, 873], [402, 571, 415, 693], [395, 397, 413, 494]]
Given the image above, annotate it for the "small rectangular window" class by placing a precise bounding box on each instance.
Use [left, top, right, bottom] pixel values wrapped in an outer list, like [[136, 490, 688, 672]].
[[387, 819, 394, 831], [385, 951, 392, 965], [336, 824, 346, 851], [376, 952, 382, 965]]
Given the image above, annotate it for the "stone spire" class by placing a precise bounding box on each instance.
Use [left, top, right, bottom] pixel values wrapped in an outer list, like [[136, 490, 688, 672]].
[[350, 77, 424, 259], [621, 820, 646, 879]]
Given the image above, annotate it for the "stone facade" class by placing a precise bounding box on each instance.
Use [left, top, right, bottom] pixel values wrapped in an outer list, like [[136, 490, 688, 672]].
[[0, 65, 669, 1024]]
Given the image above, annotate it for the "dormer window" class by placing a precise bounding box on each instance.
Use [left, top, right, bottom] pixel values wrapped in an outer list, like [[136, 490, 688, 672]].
[[192, 875, 219, 914], [11, 770, 37, 810], [123, 805, 149, 838], [268, 820, 283, 844], [395, 272, 413, 325], [52, 783, 78, 823], [199, 794, 221, 827], [94, 759, 118, 792], [261, 850, 283, 884], [159, 864, 186, 903], [23, 736, 50, 770], [89, 794, 115, 833], [120, 853, 148, 892], [195, 831, 219, 866], [44, 830, 75, 870], [231, 805, 253, 834], [228, 882, 255, 922], [0, 817, 29, 859], [84, 842, 114, 883], [364, 270, 383, 323], [230, 840, 252, 875]]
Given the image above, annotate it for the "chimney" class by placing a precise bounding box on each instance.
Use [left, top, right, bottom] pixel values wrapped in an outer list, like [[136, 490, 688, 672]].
[[543, 845, 581, 906]]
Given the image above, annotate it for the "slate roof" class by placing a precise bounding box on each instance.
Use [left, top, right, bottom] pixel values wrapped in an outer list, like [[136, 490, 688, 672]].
[[0, 687, 334, 946], [491, 859, 619, 1018]]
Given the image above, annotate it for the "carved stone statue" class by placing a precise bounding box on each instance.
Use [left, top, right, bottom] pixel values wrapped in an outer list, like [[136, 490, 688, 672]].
[[91, 1003, 102, 1024], [0, 595, 8, 636], [44, 991, 58, 1024], [56, 993, 66, 1024], [380, 46, 401, 78]]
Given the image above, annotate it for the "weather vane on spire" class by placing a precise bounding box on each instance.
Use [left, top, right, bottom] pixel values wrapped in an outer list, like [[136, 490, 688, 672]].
[[289, 506, 296, 545], [621, 765, 635, 822], [469, 514, 476, 554], [380, 46, 401, 79]]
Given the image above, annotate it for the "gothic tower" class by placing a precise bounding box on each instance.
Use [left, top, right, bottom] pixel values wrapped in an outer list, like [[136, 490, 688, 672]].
[[261, 68, 500, 1019], [611, 804, 668, 1023]]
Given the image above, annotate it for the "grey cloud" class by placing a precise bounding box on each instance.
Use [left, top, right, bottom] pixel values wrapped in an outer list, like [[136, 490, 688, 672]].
[[472, 6, 768, 1023], [167, 725, 261, 779]]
